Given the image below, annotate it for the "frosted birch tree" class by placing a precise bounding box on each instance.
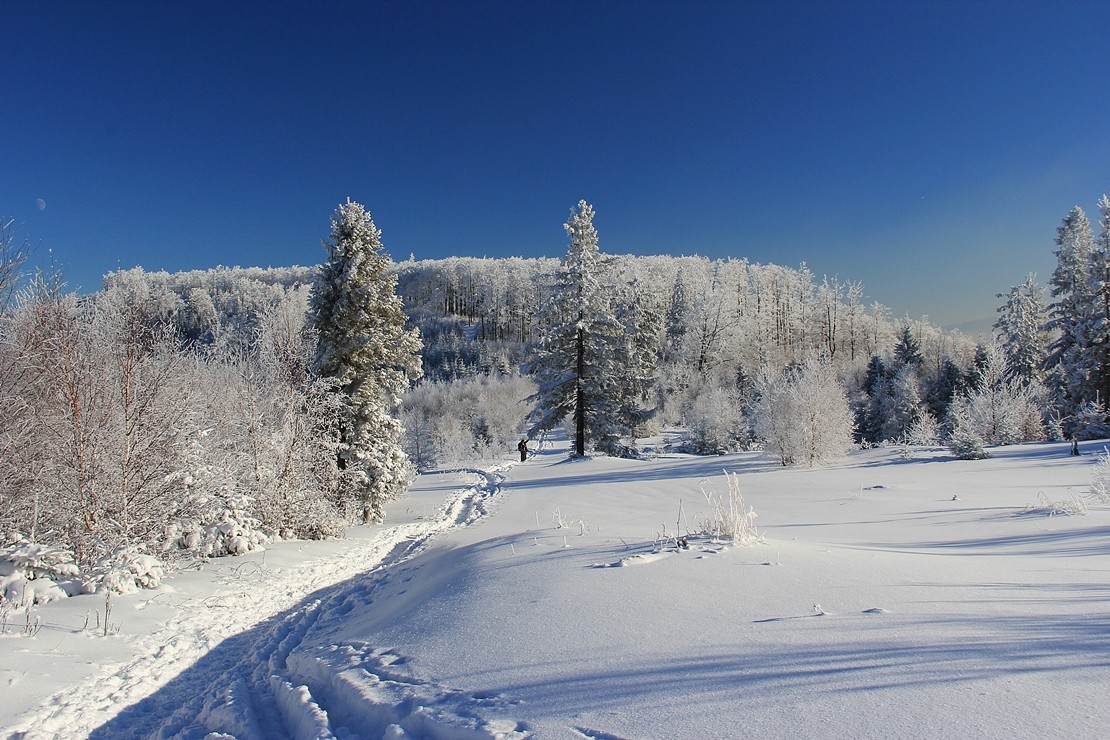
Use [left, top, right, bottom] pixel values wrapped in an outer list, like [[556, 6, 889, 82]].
[[752, 354, 854, 466]]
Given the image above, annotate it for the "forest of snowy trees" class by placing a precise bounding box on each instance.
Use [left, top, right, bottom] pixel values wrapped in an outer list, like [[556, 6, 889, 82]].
[[6, 189, 1110, 599], [0, 203, 419, 600]]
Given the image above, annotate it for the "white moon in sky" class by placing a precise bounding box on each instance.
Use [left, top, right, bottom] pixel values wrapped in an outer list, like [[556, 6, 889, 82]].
[[35, 198, 46, 211]]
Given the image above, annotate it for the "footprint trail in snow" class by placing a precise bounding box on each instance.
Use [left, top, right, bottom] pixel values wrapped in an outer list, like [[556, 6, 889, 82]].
[[8, 467, 528, 740]]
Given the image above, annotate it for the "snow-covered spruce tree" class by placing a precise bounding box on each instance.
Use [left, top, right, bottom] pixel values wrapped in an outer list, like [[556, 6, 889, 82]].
[[1045, 206, 1098, 417], [994, 273, 1049, 385], [1086, 194, 1110, 410], [946, 396, 989, 460], [751, 354, 854, 466], [527, 200, 645, 456], [892, 323, 924, 370], [310, 200, 423, 523], [924, 357, 967, 423]]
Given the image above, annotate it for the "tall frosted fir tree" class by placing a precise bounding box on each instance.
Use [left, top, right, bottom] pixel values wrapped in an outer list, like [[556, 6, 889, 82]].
[[527, 200, 640, 456], [310, 199, 423, 523], [1046, 206, 1097, 414], [994, 273, 1049, 385], [1087, 194, 1110, 409]]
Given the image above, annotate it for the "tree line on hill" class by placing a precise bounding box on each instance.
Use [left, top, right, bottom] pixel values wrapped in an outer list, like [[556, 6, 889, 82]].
[[7, 188, 1106, 597]]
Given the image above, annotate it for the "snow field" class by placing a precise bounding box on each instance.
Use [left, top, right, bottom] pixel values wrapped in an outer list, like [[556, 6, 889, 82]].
[[348, 442, 1110, 738], [4, 440, 1110, 739]]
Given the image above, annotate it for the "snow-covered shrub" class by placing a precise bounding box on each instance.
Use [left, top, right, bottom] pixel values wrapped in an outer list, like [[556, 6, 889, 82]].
[[905, 410, 940, 446], [683, 386, 748, 455], [1089, 448, 1110, 504], [1071, 400, 1110, 441], [86, 544, 165, 595], [0, 535, 80, 582], [288, 499, 348, 541], [697, 471, 761, 545], [0, 534, 83, 604], [946, 397, 990, 459], [1022, 492, 1087, 517], [168, 492, 270, 559], [751, 355, 854, 466]]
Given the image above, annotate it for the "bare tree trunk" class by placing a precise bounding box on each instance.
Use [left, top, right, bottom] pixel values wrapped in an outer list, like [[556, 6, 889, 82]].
[[575, 325, 585, 456]]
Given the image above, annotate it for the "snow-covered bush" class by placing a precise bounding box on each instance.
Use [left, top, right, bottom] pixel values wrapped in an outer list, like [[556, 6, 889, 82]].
[[1089, 448, 1110, 504], [905, 410, 940, 446], [87, 544, 165, 595], [168, 492, 270, 559], [751, 355, 854, 466], [0, 534, 83, 604], [683, 386, 748, 455]]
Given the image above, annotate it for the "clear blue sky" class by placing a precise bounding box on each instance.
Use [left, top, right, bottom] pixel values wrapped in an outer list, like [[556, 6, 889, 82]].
[[4, 0, 1110, 326]]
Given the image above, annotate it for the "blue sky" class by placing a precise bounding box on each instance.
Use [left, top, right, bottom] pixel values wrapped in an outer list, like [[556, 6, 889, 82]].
[[4, 0, 1110, 327]]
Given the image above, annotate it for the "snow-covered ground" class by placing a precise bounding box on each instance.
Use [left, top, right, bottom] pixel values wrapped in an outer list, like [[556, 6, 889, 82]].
[[4, 439, 1110, 739]]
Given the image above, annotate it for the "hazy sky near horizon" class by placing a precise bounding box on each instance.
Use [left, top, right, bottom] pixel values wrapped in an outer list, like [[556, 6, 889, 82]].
[[4, 0, 1110, 327]]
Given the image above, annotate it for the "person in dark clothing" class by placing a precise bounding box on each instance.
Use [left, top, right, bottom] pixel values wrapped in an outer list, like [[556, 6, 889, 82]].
[[517, 438, 528, 462]]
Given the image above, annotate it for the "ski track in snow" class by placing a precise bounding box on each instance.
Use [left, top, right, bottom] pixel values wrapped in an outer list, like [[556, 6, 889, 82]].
[[7, 467, 528, 740]]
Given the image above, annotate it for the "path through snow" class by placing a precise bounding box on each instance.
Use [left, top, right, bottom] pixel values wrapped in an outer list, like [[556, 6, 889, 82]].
[[5, 465, 519, 739]]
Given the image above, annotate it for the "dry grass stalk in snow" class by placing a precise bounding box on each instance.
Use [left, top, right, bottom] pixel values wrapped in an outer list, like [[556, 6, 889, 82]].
[[698, 471, 761, 545]]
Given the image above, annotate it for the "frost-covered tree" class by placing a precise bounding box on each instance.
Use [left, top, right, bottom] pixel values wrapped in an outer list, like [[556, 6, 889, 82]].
[[684, 386, 748, 455], [892, 323, 924, 370], [664, 269, 690, 362], [905, 409, 941, 446], [527, 201, 643, 456], [945, 397, 989, 460], [752, 355, 854, 466], [226, 289, 346, 539], [924, 357, 966, 423], [1086, 194, 1110, 408], [401, 372, 535, 469], [1, 217, 28, 309], [994, 273, 1048, 384], [859, 359, 923, 444], [13, 278, 205, 566], [1045, 206, 1098, 413], [310, 200, 423, 523], [947, 343, 1043, 453]]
